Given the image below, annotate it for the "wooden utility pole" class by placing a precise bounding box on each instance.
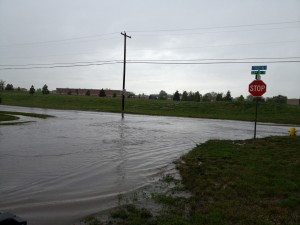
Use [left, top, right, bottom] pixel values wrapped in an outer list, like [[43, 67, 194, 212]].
[[121, 32, 131, 118]]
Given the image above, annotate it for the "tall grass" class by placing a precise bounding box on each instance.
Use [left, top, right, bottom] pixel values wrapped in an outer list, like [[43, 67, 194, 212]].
[[1, 91, 300, 124]]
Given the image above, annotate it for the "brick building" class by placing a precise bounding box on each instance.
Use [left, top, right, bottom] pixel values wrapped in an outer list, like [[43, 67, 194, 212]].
[[287, 99, 300, 106], [56, 88, 123, 97]]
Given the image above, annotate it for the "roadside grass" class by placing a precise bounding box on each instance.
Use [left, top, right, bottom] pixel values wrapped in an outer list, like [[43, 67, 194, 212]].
[[0, 110, 54, 125], [0, 111, 54, 119], [178, 136, 300, 225], [83, 136, 300, 225], [2, 91, 300, 124], [0, 113, 19, 122]]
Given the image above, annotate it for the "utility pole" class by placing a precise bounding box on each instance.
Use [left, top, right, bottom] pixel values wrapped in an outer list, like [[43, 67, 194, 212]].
[[121, 32, 131, 118]]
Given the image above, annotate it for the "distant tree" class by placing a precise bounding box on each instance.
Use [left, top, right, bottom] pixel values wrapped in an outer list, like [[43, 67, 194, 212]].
[[236, 95, 245, 102], [195, 91, 201, 102], [187, 91, 195, 101], [149, 94, 157, 100], [210, 92, 218, 101], [202, 93, 211, 102], [224, 91, 232, 101], [86, 90, 90, 96], [247, 94, 266, 102], [29, 85, 35, 95], [203, 92, 218, 102], [250, 96, 265, 102], [42, 84, 50, 95], [68, 90, 72, 95], [0, 80, 5, 91], [113, 93, 117, 98], [5, 83, 14, 91], [272, 95, 287, 104], [158, 90, 168, 100], [173, 90, 180, 101], [266, 97, 273, 103], [257, 97, 265, 102], [246, 95, 254, 102], [99, 88, 106, 97], [127, 92, 135, 98], [216, 93, 223, 101], [182, 91, 188, 101]]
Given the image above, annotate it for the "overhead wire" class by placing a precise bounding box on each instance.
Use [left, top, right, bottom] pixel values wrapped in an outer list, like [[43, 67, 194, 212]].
[[1, 57, 300, 70], [0, 32, 120, 48], [1, 20, 300, 48], [132, 26, 300, 37], [1, 56, 300, 67], [128, 20, 300, 33], [1, 20, 299, 69], [132, 40, 300, 51], [1, 39, 299, 60]]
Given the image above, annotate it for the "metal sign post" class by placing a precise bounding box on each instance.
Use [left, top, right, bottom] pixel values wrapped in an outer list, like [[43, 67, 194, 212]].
[[249, 66, 267, 139]]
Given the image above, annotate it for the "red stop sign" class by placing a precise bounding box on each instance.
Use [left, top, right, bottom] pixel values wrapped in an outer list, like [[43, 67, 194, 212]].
[[249, 80, 267, 97]]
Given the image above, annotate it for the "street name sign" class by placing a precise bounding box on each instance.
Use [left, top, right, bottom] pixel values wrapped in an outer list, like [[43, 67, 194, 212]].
[[252, 65, 267, 71], [251, 71, 266, 75], [249, 80, 267, 97]]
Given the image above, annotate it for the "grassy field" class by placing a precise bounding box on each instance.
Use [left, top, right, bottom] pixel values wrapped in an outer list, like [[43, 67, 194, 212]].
[[0, 113, 19, 122], [1, 91, 300, 124], [86, 136, 300, 225], [177, 136, 300, 225], [0, 110, 54, 125]]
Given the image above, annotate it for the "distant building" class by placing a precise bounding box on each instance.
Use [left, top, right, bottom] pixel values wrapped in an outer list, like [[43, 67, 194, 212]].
[[287, 99, 300, 106], [56, 88, 123, 97]]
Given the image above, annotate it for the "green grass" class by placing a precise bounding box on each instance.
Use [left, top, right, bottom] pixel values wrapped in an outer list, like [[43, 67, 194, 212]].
[[1, 91, 300, 124], [84, 136, 300, 225], [0, 110, 54, 125], [0, 110, 54, 119], [178, 136, 300, 225], [0, 113, 19, 122]]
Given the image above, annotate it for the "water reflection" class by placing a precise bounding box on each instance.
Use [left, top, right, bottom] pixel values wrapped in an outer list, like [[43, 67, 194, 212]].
[[116, 119, 127, 186], [0, 105, 297, 225]]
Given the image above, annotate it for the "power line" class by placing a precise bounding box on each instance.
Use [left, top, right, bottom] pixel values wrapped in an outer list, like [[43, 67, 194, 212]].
[[131, 40, 300, 52], [128, 20, 300, 33], [0, 62, 121, 70], [0, 32, 120, 48], [0, 60, 123, 67], [127, 60, 300, 65], [1, 39, 298, 60], [1, 59, 299, 70], [1, 57, 300, 67], [128, 57, 300, 62], [1, 20, 299, 48], [132, 26, 300, 37]]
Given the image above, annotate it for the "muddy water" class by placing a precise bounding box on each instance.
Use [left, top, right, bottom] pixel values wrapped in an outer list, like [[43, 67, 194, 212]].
[[0, 105, 294, 225]]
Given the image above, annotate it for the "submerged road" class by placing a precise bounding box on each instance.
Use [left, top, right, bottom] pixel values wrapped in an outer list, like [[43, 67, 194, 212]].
[[0, 105, 295, 225]]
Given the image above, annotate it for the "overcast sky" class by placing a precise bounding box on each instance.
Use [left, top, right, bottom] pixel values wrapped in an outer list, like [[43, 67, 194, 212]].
[[0, 0, 300, 98]]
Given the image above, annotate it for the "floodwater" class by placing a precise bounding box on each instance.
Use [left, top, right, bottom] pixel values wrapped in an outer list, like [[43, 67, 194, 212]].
[[0, 105, 296, 225]]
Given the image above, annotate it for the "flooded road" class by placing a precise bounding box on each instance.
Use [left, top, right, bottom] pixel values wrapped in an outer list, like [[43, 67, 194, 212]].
[[0, 105, 295, 225]]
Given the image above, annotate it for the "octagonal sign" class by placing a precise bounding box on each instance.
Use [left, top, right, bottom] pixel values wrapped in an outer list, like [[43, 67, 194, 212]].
[[249, 80, 267, 97]]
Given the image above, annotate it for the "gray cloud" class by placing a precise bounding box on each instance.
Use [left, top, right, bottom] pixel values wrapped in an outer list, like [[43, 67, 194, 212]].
[[1, 0, 300, 98]]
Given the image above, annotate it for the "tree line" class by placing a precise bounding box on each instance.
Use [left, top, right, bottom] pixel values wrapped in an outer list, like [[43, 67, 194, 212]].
[[151, 90, 288, 104], [173, 90, 233, 102], [0, 80, 288, 104], [0, 81, 50, 95]]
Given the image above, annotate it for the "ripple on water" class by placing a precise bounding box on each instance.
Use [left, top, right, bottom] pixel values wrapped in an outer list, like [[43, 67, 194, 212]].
[[0, 106, 295, 225]]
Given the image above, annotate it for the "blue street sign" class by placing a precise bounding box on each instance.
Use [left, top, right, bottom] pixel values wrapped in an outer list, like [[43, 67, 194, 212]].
[[252, 66, 267, 71]]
